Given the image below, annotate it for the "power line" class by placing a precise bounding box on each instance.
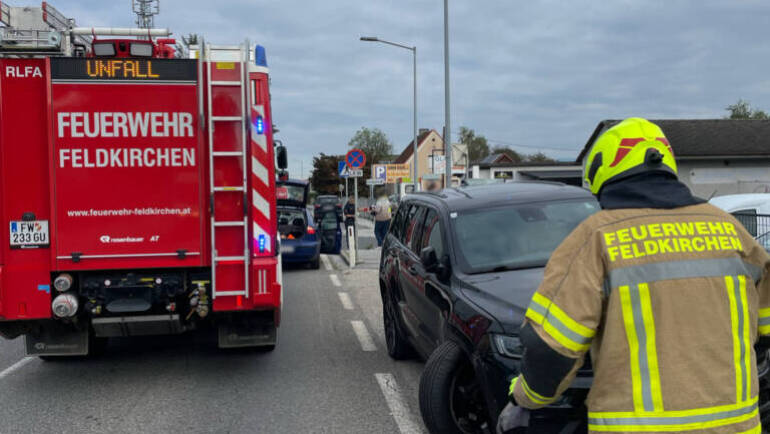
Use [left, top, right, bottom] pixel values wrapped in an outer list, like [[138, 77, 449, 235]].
[[453, 130, 579, 153]]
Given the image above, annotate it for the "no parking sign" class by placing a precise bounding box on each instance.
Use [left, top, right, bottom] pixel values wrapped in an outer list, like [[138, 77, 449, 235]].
[[346, 149, 366, 169]]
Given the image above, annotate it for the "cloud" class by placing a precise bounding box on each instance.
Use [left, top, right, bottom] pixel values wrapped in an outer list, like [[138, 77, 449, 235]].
[[57, 0, 770, 171]]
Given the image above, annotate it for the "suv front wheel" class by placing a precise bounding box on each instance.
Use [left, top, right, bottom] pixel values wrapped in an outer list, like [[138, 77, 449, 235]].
[[419, 341, 491, 434], [382, 285, 414, 360]]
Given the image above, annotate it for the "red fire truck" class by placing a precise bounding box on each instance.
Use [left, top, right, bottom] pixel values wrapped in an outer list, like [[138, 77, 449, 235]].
[[0, 2, 285, 356]]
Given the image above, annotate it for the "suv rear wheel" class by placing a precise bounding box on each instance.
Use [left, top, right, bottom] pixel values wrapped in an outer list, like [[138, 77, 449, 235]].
[[382, 286, 414, 360], [419, 341, 491, 434]]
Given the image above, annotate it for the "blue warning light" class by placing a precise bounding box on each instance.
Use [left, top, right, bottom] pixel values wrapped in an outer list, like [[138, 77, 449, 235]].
[[255, 115, 265, 134], [254, 45, 268, 67], [258, 234, 266, 252]]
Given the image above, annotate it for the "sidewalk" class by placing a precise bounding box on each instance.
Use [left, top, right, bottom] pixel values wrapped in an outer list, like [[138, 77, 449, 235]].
[[340, 215, 381, 270]]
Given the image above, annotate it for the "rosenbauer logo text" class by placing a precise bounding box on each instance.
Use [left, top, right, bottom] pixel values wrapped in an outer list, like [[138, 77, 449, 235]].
[[56, 111, 196, 169]]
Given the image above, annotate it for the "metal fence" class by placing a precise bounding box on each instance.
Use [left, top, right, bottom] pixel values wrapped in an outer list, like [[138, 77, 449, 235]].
[[733, 213, 770, 238]]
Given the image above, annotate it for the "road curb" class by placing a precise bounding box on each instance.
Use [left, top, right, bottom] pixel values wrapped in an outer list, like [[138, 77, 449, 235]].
[[341, 249, 353, 266]]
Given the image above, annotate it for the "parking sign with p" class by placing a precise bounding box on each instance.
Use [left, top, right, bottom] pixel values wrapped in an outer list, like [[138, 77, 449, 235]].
[[374, 164, 387, 181]]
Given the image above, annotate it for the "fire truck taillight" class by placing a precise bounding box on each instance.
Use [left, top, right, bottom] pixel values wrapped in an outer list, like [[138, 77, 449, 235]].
[[53, 273, 73, 292], [52, 294, 78, 318]]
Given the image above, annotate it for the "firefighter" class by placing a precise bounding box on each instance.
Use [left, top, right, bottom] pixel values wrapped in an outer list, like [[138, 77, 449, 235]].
[[497, 118, 770, 434]]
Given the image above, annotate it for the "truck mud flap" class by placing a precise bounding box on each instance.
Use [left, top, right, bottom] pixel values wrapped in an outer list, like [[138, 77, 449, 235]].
[[92, 314, 183, 337], [25, 324, 89, 356], [218, 322, 276, 349]]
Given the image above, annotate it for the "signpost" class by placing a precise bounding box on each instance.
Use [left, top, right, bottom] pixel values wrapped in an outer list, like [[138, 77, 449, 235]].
[[345, 149, 366, 257], [367, 178, 385, 201]]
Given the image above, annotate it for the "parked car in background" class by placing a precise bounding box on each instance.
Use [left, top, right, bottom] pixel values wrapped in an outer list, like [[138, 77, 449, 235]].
[[378, 182, 770, 433], [709, 193, 770, 237], [277, 179, 320, 269], [314, 195, 342, 222], [316, 202, 343, 254]]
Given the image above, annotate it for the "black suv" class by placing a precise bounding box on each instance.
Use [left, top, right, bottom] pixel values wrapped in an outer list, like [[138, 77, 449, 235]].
[[378, 182, 770, 433]]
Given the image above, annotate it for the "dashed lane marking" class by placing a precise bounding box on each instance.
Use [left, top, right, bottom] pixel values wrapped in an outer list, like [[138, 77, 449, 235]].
[[330, 274, 341, 287], [338, 292, 354, 310], [320, 254, 332, 271], [0, 357, 34, 381], [351, 320, 377, 351], [375, 373, 424, 434]]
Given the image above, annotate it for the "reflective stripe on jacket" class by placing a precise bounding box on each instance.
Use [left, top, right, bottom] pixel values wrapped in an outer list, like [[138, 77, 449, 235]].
[[510, 202, 770, 434]]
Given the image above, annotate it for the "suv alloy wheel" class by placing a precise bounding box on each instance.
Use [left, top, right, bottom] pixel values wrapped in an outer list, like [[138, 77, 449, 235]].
[[419, 341, 491, 434]]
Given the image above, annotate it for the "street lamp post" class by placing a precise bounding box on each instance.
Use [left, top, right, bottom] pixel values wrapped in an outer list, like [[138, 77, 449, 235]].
[[360, 36, 418, 190], [443, 0, 452, 188]]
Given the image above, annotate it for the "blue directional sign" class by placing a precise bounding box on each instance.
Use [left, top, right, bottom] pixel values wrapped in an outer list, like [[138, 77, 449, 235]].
[[338, 160, 349, 178]]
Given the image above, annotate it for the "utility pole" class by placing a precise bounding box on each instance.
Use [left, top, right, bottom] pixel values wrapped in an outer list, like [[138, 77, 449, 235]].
[[443, 0, 452, 188]]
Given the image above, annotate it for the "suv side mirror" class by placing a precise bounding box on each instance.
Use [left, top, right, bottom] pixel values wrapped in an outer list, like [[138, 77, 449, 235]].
[[420, 246, 439, 273], [276, 145, 288, 170]]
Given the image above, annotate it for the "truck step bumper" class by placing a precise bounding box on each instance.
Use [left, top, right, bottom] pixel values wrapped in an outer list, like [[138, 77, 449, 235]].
[[92, 314, 183, 337]]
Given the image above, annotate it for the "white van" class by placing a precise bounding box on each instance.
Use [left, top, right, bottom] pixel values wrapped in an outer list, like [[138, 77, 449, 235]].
[[709, 193, 770, 239]]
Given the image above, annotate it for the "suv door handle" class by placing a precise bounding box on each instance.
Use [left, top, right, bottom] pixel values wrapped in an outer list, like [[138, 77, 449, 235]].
[[407, 266, 418, 275]]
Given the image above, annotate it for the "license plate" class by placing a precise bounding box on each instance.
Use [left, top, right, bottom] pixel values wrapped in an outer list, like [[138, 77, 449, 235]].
[[281, 245, 295, 254], [9, 220, 49, 248]]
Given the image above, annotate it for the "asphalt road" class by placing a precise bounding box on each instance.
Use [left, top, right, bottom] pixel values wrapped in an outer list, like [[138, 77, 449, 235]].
[[0, 254, 426, 434]]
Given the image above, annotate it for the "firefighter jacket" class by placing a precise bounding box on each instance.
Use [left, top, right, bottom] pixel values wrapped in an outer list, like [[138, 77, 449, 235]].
[[510, 202, 770, 433]]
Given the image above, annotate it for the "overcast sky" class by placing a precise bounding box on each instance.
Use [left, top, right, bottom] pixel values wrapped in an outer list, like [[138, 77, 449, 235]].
[[63, 0, 770, 177]]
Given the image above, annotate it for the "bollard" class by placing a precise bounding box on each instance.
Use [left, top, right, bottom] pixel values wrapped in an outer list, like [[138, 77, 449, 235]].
[[347, 225, 356, 268]]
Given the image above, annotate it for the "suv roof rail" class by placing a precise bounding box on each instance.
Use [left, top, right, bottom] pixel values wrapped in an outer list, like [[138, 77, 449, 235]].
[[412, 191, 449, 199]]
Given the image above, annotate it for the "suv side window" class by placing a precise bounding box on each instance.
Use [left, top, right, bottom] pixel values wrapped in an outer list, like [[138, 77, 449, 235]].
[[391, 204, 407, 240], [403, 205, 422, 250], [421, 209, 445, 258], [409, 207, 428, 255]]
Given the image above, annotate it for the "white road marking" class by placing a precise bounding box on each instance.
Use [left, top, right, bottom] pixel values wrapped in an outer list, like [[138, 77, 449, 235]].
[[0, 357, 34, 380], [320, 254, 332, 271], [351, 320, 377, 351], [337, 292, 354, 310], [330, 274, 341, 287], [375, 373, 424, 434]]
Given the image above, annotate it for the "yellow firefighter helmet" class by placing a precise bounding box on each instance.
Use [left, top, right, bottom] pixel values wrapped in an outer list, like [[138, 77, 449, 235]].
[[583, 118, 677, 194]]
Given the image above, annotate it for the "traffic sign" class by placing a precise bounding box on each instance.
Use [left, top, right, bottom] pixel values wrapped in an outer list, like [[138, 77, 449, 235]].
[[348, 169, 363, 177], [338, 161, 349, 178], [366, 178, 385, 186], [372, 163, 410, 183], [338, 183, 344, 192], [346, 149, 366, 169]]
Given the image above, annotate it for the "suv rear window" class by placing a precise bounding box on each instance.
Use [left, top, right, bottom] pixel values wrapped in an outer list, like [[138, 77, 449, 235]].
[[453, 199, 599, 273]]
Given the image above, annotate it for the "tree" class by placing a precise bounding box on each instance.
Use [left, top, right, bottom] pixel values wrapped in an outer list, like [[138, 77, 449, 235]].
[[726, 99, 769, 120], [348, 127, 392, 163], [526, 152, 555, 163], [347, 127, 393, 195], [310, 153, 344, 195], [491, 146, 523, 163], [458, 126, 490, 162], [175, 33, 199, 59]]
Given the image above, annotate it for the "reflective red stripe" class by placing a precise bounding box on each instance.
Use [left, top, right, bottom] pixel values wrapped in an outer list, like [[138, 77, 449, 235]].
[[609, 137, 670, 167]]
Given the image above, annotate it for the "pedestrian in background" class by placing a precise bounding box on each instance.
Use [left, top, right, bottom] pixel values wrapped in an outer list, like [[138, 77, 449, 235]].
[[373, 193, 391, 246]]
